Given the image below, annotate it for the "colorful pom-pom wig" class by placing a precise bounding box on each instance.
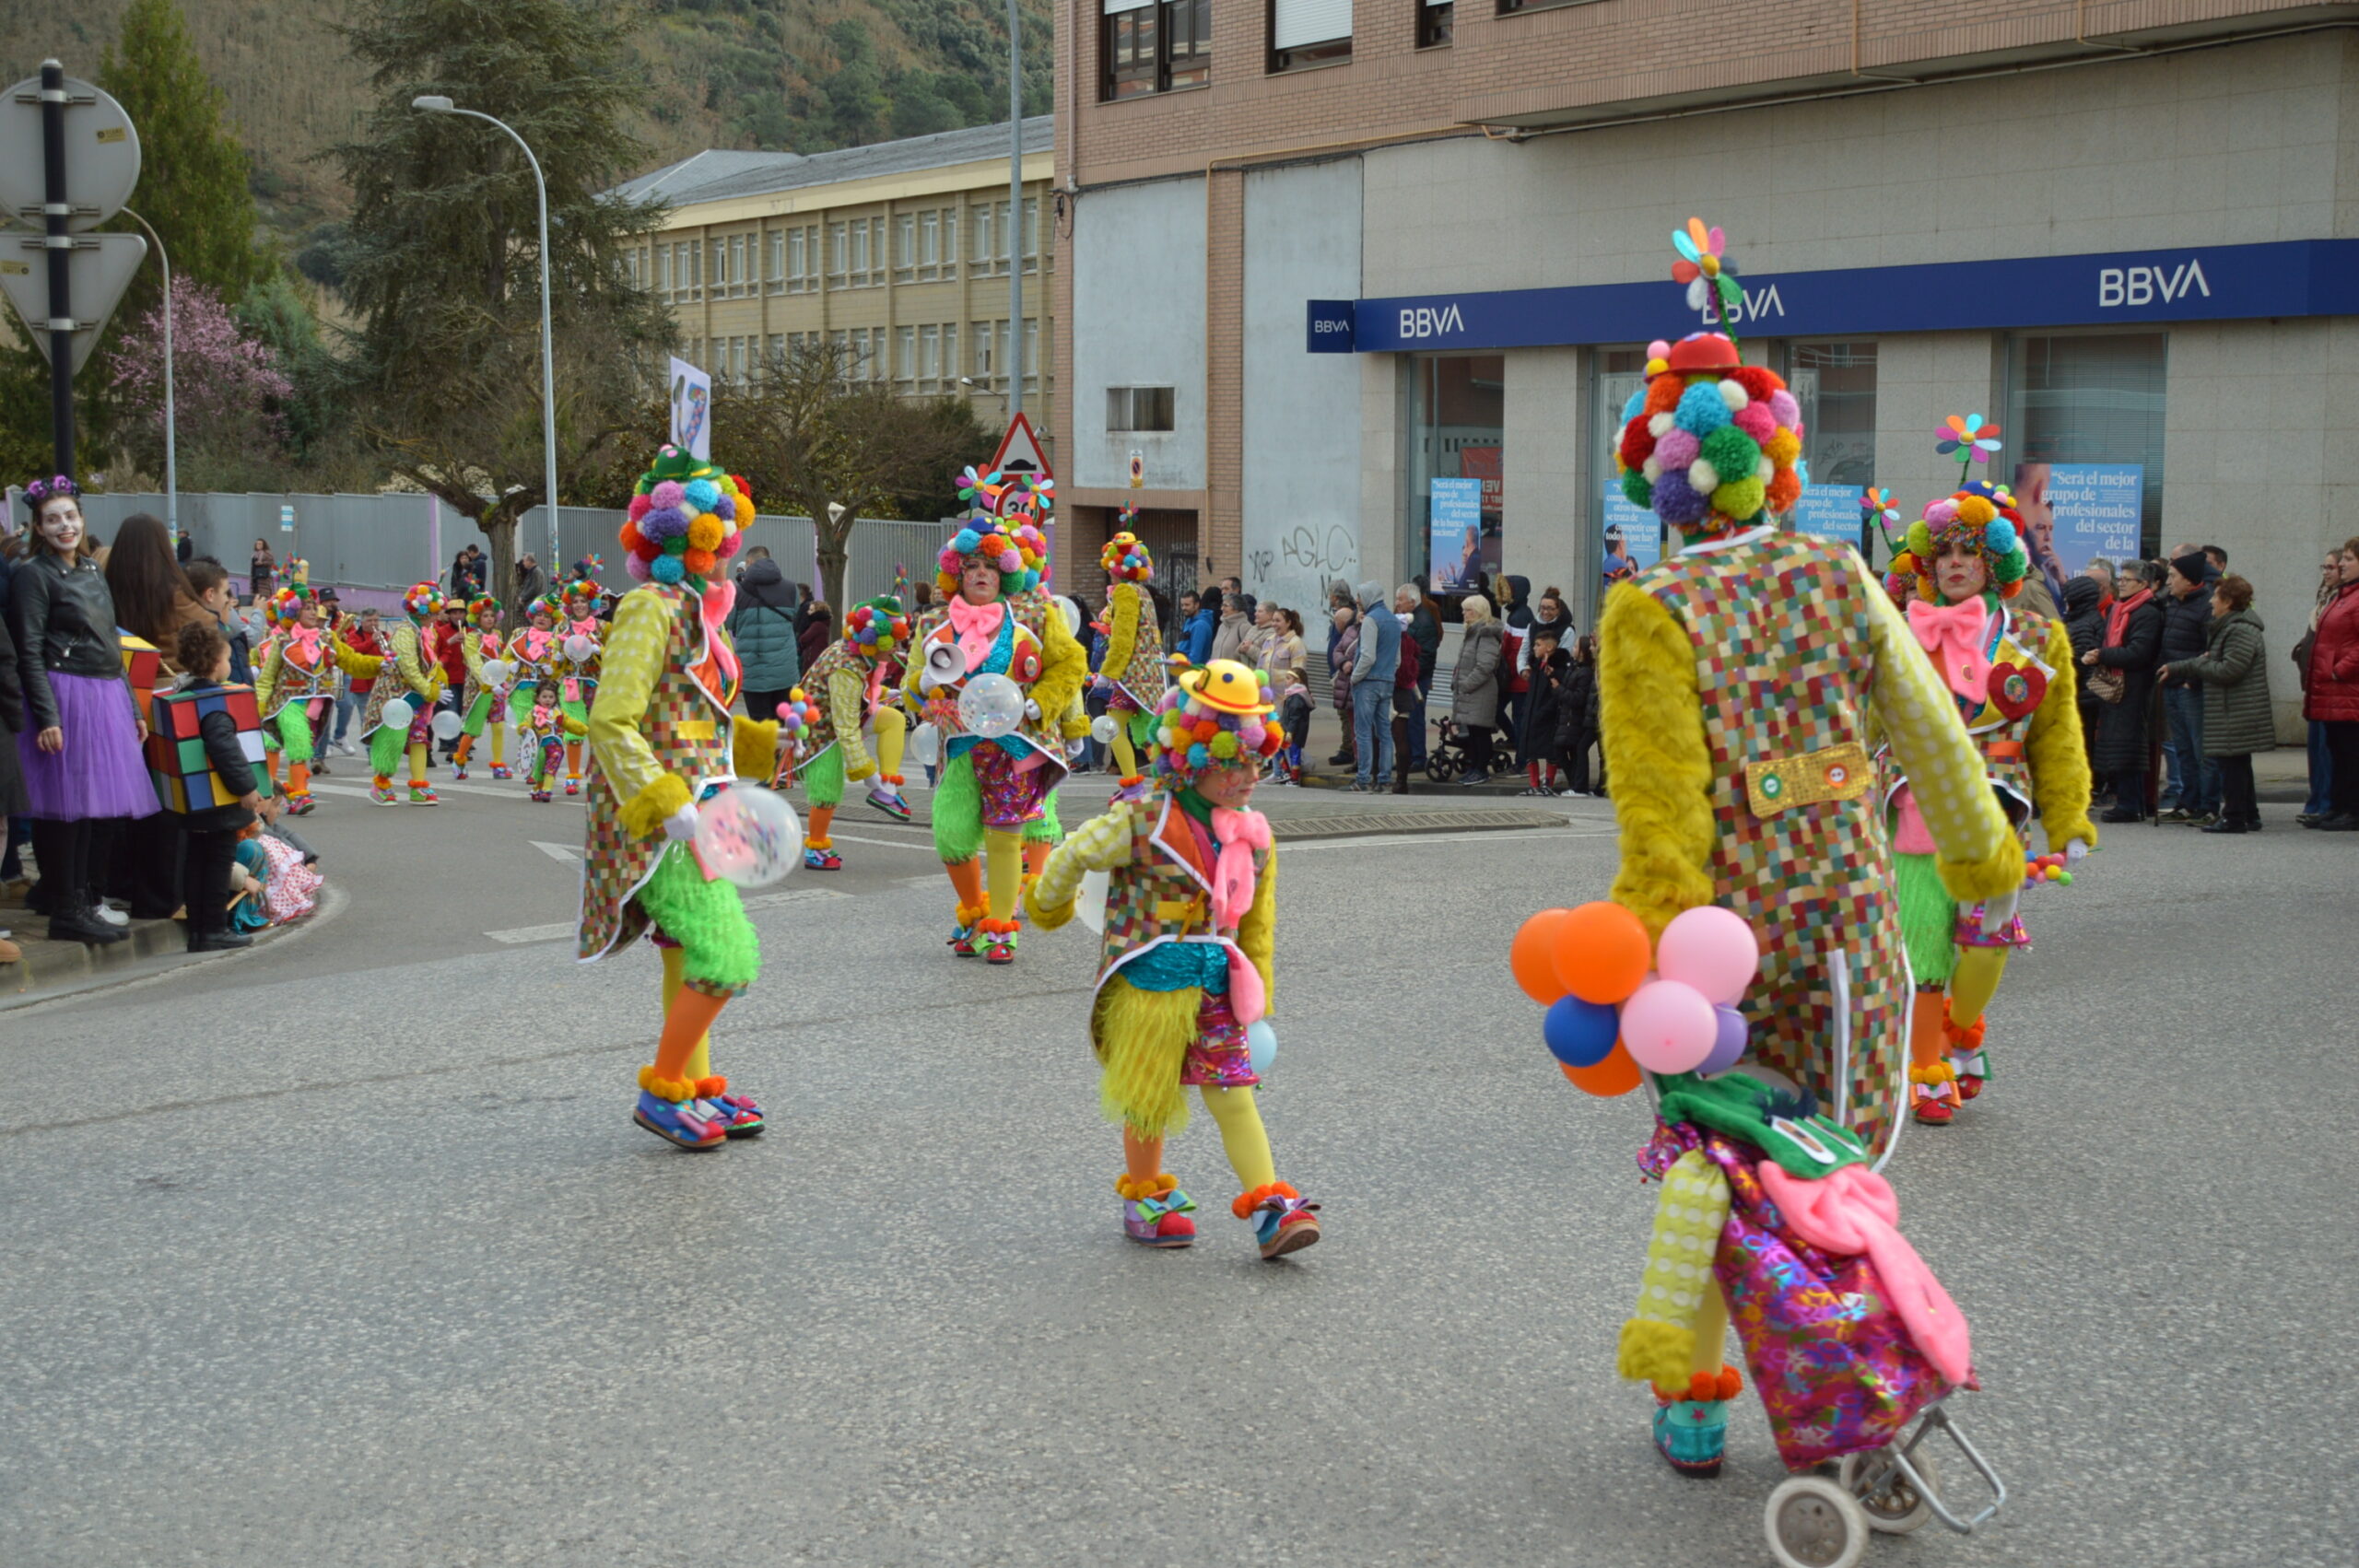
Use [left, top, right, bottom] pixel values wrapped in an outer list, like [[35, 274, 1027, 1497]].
[[467, 593, 501, 620], [265, 583, 311, 627], [1149, 659, 1285, 787], [620, 445, 750, 591], [1100, 531, 1155, 584], [843, 596, 910, 656], [1610, 333, 1807, 543], [402, 581, 443, 621], [1885, 482, 2031, 604], [936, 519, 1048, 598]]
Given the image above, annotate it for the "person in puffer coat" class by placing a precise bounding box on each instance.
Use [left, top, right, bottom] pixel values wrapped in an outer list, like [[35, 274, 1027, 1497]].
[[727, 551, 802, 721], [2163, 573, 2274, 834]]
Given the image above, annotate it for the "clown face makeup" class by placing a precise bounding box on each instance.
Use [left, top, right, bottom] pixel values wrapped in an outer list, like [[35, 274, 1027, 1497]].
[[35, 496, 83, 556], [1195, 759, 1262, 811], [1934, 539, 1990, 603], [960, 560, 1003, 606]]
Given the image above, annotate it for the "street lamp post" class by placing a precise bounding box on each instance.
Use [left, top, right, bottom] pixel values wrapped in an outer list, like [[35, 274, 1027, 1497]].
[[1006, 0, 1023, 420], [120, 206, 173, 541], [412, 95, 561, 579]]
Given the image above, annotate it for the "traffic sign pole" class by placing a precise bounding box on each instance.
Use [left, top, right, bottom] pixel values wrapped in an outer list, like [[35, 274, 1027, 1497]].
[[41, 59, 71, 474]]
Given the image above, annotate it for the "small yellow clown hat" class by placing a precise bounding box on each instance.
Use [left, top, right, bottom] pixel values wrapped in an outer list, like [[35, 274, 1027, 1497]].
[[1180, 659, 1273, 717]]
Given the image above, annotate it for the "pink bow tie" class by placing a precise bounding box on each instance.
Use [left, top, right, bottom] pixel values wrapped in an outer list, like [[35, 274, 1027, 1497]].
[[1907, 598, 1991, 704], [946, 597, 1006, 673]]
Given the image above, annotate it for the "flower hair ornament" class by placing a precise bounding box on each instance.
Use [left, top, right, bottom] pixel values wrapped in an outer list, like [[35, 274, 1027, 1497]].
[[957, 466, 1005, 514], [1100, 531, 1155, 583], [21, 474, 79, 513], [620, 445, 750, 591], [936, 515, 1047, 598], [1151, 659, 1284, 787], [1884, 477, 2031, 605], [402, 581, 444, 621]]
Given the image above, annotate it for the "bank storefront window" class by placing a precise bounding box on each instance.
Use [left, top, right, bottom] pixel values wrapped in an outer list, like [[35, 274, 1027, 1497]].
[[2006, 332, 2167, 564], [1409, 355, 1504, 595]]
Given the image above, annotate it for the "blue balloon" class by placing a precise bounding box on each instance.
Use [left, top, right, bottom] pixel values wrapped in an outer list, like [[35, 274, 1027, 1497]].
[[1246, 1020, 1278, 1075], [1543, 993, 1620, 1069]]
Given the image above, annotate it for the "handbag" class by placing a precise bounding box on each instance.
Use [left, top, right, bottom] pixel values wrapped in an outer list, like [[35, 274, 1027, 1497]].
[[2085, 663, 2126, 705]]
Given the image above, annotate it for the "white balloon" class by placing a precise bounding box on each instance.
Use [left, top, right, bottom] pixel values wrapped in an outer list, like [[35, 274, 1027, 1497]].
[[910, 721, 941, 766], [430, 709, 464, 741], [379, 697, 414, 730], [1090, 713, 1119, 744], [958, 673, 1026, 739], [692, 785, 802, 888], [1054, 594, 1084, 638], [1247, 1021, 1278, 1075], [481, 658, 512, 686], [563, 634, 594, 663]]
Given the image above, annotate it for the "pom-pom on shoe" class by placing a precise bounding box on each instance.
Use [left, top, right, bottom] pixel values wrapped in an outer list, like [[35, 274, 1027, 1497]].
[[803, 842, 842, 871], [1236, 1182, 1321, 1259], [1111, 774, 1152, 804], [948, 901, 987, 957], [864, 777, 912, 822], [530, 788, 551, 803], [693, 1075, 765, 1138], [1117, 1173, 1197, 1247]]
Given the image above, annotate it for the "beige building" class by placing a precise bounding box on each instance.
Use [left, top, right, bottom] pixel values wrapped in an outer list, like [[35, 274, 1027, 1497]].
[[617, 117, 1054, 428]]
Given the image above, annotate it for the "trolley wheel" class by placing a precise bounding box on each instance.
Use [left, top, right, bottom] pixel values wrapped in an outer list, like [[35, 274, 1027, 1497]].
[[1426, 753, 1456, 784], [1839, 1447, 1942, 1534], [1765, 1476, 1869, 1568]]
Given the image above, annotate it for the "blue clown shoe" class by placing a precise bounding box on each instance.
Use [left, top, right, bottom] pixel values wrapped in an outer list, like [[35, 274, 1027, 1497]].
[[633, 1089, 728, 1151]]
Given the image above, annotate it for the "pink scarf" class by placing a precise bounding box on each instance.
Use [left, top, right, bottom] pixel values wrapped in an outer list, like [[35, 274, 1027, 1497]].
[[1907, 598, 1990, 704], [1210, 805, 1273, 1024], [1757, 1163, 1974, 1387], [946, 596, 1006, 673]]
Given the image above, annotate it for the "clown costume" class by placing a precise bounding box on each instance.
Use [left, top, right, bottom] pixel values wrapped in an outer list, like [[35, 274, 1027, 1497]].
[[1093, 530, 1167, 801], [776, 596, 914, 871], [451, 594, 514, 780], [359, 582, 449, 806]]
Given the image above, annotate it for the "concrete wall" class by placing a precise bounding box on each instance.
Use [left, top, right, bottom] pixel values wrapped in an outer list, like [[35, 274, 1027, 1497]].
[[1239, 160, 1365, 619], [1499, 347, 1588, 613], [1069, 176, 1207, 493]]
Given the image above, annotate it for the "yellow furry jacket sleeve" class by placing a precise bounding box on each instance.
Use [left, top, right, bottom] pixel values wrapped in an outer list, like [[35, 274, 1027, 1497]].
[[1597, 584, 1717, 941], [828, 665, 878, 779], [1238, 847, 1277, 1012], [254, 638, 282, 713], [731, 717, 780, 782], [587, 588, 672, 817], [1100, 582, 1142, 686], [1027, 802, 1135, 928], [2025, 618, 2097, 851], [392, 622, 440, 701], [330, 637, 383, 681], [1029, 597, 1088, 729], [1860, 563, 2018, 901]]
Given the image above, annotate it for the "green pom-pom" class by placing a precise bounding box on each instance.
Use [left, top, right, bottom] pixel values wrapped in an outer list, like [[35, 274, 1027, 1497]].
[[1712, 475, 1766, 521], [1620, 469, 1654, 508], [1992, 548, 2028, 583], [1698, 425, 1762, 486], [663, 532, 688, 556], [1208, 731, 1238, 760], [1906, 521, 1937, 558]]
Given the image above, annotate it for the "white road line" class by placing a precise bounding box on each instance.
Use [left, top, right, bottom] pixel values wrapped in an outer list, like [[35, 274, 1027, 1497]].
[[303, 778, 534, 800], [530, 840, 581, 863], [1275, 827, 1609, 853], [485, 886, 847, 944]]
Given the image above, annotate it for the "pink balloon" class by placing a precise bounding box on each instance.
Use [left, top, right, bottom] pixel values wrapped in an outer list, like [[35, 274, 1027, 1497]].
[[1657, 906, 1760, 1006], [1619, 979, 1719, 1074]]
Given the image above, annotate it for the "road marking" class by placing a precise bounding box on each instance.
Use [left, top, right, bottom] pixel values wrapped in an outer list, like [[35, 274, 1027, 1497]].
[[484, 886, 848, 944], [1275, 826, 1610, 853], [531, 840, 581, 863], [825, 831, 933, 852], [302, 778, 545, 801]]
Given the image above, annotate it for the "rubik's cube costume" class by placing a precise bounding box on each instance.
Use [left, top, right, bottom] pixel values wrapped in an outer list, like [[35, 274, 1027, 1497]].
[[360, 582, 449, 806], [1027, 659, 1316, 1258], [1586, 220, 2016, 1478], [1882, 486, 2095, 1126], [779, 596, 915, 870], [585, 446, 780, 1152]]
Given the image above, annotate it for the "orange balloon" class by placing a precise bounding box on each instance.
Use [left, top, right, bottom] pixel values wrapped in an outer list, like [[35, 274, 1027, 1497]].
[[1560, 1045, 1644, 1097], [1554, 901, 1654, 1005], [1511, 908, 1577, 1005]]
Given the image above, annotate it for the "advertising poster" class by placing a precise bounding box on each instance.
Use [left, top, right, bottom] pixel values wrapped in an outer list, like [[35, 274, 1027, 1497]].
[[1601, 482, 1661, 585], [2013, 462, 2143, 609], [668, 357, 712, 462], [1429, 477, 1485, 592], [1790, 484, 1867, 549]]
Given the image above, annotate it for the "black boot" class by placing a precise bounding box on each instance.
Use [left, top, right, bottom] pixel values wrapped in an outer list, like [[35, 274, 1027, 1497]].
[[50, 904, 126, 944]]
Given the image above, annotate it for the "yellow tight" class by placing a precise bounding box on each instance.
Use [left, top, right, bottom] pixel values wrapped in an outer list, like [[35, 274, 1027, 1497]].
[[874, 704, 906, 778], [407, 741, 428, 787], [1949, 945, 2008, 1032], [985, 828, 1022, 924], [660, 945, 714, 1082], [1110, 723, 1141, 781], [1121, 1084, 1276, 1193]]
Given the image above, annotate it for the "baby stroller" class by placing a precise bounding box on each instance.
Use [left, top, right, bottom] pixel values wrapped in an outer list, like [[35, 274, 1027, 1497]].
[[1425, 716, 1474, 784], [1626, 1071, 2006, 1568]]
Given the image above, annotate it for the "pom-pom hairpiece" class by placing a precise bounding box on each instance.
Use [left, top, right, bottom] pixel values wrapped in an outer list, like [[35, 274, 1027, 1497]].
[[1099, 531, 1155, 583]]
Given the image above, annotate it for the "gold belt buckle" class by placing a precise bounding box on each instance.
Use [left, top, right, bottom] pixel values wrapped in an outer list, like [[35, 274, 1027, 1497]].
[[1154, 897, 1205, 922], [1744, 741, 1870, 817]]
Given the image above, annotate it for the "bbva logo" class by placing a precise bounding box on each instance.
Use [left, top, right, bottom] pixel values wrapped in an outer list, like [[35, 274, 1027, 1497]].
[[2099, 260, 2209, 308], [1397, 303, 1465, 338], [1701, 284, 1785, 325]]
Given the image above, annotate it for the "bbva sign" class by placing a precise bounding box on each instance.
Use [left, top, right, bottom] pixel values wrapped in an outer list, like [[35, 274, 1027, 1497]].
[[2098, 260, 2210, 308], [1397, 303, 1466, 338]]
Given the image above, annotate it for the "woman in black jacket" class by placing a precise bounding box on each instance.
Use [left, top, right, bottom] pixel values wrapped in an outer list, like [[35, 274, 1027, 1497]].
[[2060, 574, 2107, 798], [169, 621, 264, 952], [2084, 559, 2166, 823], [6, 478, 153, 943]]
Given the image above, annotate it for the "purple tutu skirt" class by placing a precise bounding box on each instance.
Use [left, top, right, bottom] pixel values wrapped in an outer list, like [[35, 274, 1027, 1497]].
[[17, 671, 158, 820]]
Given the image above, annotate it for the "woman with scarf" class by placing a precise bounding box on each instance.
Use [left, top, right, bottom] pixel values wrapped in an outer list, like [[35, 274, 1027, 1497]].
[[901, 498, 1086, 965], [2085, 558, 2165, 823], [1026, 659, 1319, 1259], [1880, 484, 2095, 1127]]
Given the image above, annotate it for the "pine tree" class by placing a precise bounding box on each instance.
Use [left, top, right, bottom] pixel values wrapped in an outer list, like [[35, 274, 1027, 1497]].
[[330, 0, 671, 608], [97, 0, 271, 324]]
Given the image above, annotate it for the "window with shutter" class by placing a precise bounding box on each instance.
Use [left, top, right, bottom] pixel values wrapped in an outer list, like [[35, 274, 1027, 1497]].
[[1269, 0, 1352, 72]]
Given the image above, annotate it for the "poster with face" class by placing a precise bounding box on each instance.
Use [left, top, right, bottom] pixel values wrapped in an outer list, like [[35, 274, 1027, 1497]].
[[2013, 462, 2142, 609]]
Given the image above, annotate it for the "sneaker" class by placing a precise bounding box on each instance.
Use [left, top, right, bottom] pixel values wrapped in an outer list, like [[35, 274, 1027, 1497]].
[[1458, 770, 1490, 787], [1236, 1182, 1321, 1259], [2098, 807, 2144, 824], [311, 759, 330, 777], [803, 844, 842, 871], [691, 1076, 765, 1138], [864, 779, 912, 821], [1327, 748, 1354, 766], [332, 739, 356, 756], [370, 781, 400, 806], [95, 902, 130, 929], [2200, 818, 2247, 835], [632, 1089, 728, 1151], [2157, 806, 2193, 824], [1652, 1389, 1731, 1480], [407, 785, 440, 806], [490, 765, 512, 780], [1345, 781, 1372, 792], [2315, 813, 2359, 832], [1121, 1184, 1198, 1247], [1519, 785, 1555, 797]]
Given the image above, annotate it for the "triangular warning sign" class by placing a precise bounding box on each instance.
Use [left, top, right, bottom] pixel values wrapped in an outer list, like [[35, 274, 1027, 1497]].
[[991, 412, 1051, 481]]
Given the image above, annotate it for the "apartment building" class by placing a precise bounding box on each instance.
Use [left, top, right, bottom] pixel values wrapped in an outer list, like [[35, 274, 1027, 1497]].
[[1053, 3, 2359, 731], [618, 116, 1055, 431]]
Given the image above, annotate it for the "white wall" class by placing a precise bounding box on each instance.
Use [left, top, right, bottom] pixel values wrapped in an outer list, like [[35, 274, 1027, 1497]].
[[1069, 175, 1206, 492], [1241, 160, 1366, 615]]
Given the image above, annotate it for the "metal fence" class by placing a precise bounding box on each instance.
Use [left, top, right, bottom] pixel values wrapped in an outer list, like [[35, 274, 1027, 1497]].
[[70, 490, 957, 607]]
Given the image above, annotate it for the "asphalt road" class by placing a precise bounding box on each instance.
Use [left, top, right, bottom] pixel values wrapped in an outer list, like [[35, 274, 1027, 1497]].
[[1, 764, 2351, 1568]]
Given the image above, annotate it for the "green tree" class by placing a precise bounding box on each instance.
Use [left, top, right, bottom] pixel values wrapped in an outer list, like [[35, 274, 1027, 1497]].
[[330, 0, 673, 609], [97, 0, 271, 324]]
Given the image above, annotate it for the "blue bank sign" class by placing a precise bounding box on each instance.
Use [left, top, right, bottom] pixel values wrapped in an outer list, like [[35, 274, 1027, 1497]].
[[1308, 239, 2359, 354]]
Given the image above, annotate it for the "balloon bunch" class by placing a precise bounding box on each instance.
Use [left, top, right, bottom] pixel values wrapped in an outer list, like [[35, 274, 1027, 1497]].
[[774, 687, 823, 739], [1884, 482, 2030, 604], [843, 601, 910, 657], [1150, 662, 1285, 784], [934, 519, 1047, 598], [1099, 530, 1155, 583], [1511, 902, 1763, 1097], [2023, 852, 2074, 889], [402, 581, 443, 622], [621, 447, 749, 589]]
